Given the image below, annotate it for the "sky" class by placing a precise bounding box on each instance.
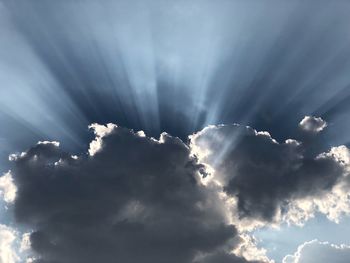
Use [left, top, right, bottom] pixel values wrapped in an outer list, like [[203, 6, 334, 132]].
[[0, 0, 350, 263]]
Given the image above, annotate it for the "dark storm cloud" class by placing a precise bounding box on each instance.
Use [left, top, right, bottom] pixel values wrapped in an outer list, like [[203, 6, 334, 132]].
[[10, 124, 259, 263], [190, 122, 348, 222]]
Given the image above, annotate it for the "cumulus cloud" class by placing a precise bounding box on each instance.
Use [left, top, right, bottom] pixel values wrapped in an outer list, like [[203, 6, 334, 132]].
[[10, 124, 258, 263], [189, 123, 349, 226], [283, 240, 350, 263], [233, 234, 272, 263], [299, 116, 327, 133], [0, 171, 17, 203], [0, 224, 18, 263], [284, 145, 350, 225], [8, 121, 350, 263]]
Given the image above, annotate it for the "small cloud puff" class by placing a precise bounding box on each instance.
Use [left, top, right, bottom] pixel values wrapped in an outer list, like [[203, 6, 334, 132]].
[[299, 116, 327, 133]]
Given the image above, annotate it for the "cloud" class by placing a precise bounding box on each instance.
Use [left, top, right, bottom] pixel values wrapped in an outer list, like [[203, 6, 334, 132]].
[[189, 123, 349, 226], [0, 224, 18, 263], [233, 234, 272, 263], [10, 124, 260, 263], [284, 145, 350, 225], [283, 240, 350, 263], [0, 171, 17, 203], [8, 121, 350, 262], [299, 116, 327, 133]]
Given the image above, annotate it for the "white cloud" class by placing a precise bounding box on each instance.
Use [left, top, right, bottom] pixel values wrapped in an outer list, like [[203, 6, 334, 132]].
[[88, 123, 117, 156], [37, 141, 60, 147], [299, 116, 327, 133], [0, 225, 18, 263], [19, 233, 31, 253], [234, 234, 274, 263], [0, 171, 17, 203], [283, 240, 350, 263]]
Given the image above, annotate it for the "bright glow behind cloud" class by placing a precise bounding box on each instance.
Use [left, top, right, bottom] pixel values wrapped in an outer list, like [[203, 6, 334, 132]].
[[1, 1, 350, 262]]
